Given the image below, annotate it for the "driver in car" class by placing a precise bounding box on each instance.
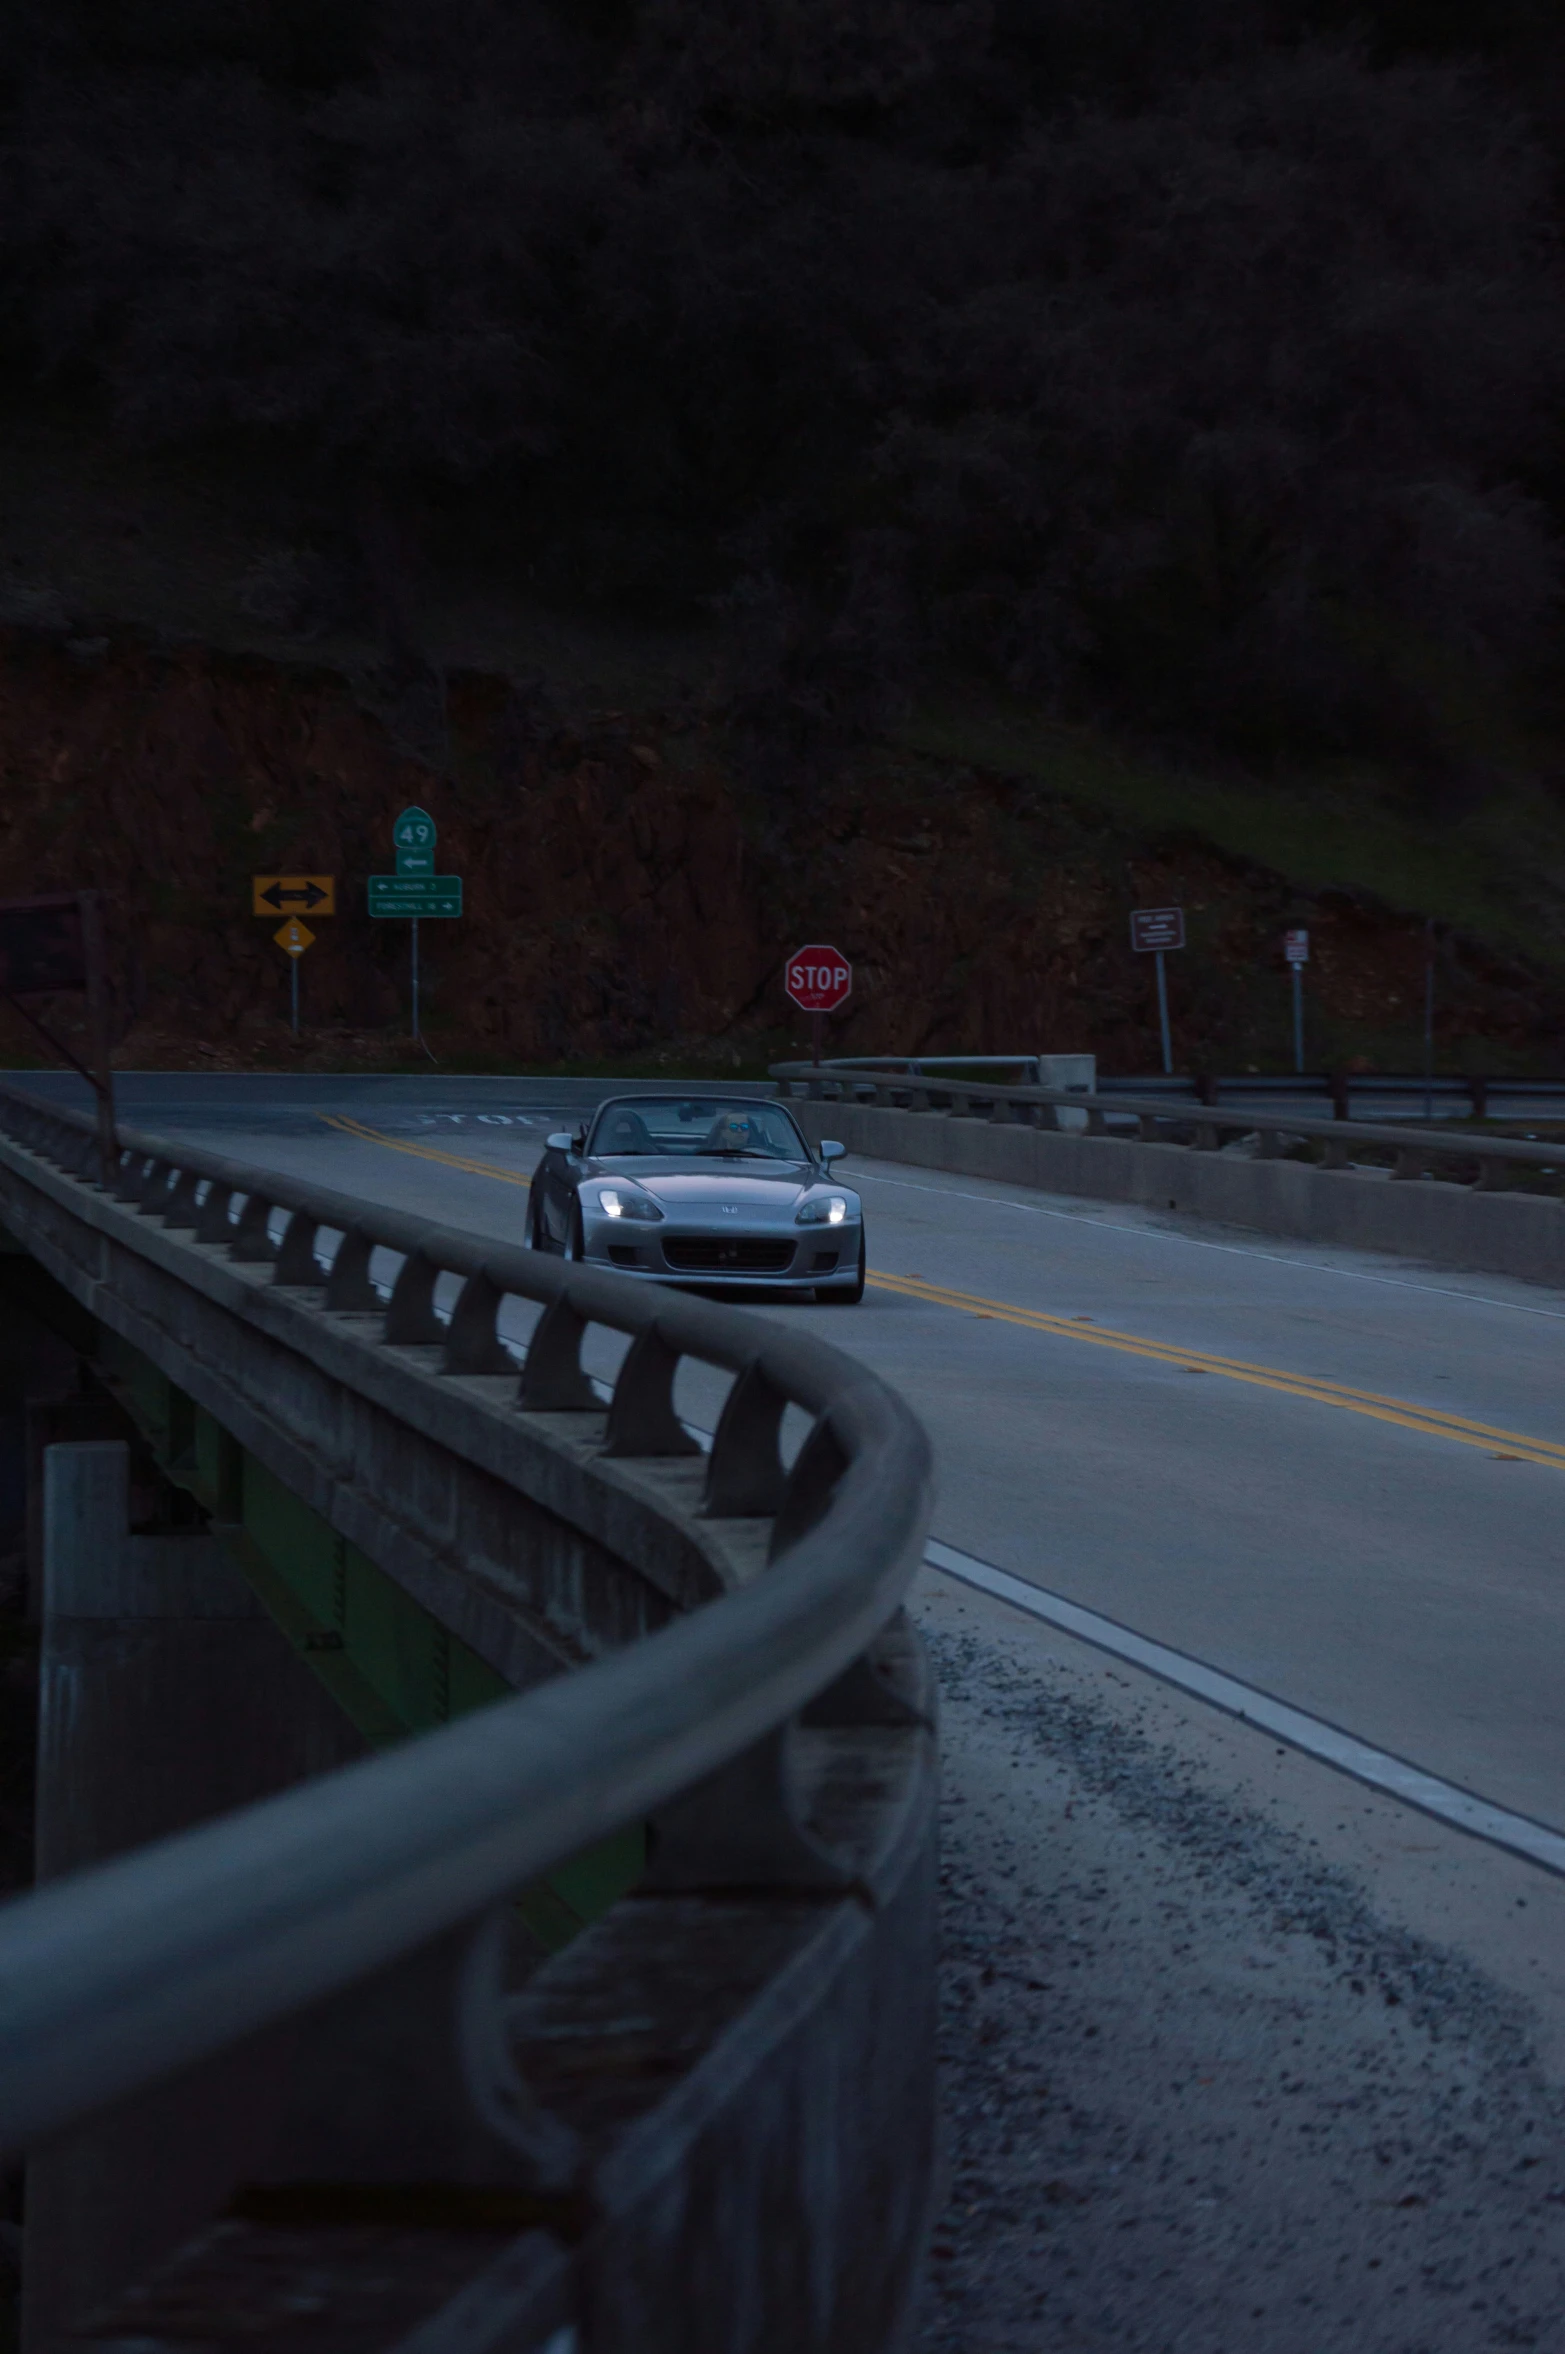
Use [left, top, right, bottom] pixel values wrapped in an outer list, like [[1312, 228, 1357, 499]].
[[701, 1111, 764, 1154]]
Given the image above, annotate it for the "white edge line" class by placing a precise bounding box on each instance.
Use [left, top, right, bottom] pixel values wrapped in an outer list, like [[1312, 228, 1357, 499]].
[[924, 1538, 1565, 1881]]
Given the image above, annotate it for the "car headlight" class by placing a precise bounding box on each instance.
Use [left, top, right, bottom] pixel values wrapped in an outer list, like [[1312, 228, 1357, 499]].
[[595, 1185, 664, 1223], [796, 1194, 849, 1226]]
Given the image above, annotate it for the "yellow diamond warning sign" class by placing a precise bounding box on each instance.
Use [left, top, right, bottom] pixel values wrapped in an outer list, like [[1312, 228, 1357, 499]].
[[274, 918, 315, 957]]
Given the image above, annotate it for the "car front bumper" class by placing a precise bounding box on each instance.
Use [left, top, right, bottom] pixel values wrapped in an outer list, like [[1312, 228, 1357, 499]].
[[580, 1217, 861, 1288]]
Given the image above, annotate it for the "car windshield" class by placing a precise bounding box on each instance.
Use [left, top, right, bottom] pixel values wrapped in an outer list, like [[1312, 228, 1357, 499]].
[[587, 1096, 809, 1160]]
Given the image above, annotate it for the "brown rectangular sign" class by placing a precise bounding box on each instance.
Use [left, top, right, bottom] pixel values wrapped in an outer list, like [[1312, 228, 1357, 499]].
[[1129, 906, 1185, 954], [0, 894, 87, 995]]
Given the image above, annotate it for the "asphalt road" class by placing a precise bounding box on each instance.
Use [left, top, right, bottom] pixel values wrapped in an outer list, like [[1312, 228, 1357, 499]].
[[17, 1071, 1565, 1853]]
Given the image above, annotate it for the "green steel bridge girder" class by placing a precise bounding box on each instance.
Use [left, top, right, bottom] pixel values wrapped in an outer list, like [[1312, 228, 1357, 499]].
[[66, 1303, 643, 1953]]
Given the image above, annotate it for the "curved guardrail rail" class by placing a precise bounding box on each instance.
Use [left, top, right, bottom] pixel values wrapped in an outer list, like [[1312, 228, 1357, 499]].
[[773, 1063, 1565, 1192], [0, 1079, 935, 2348]]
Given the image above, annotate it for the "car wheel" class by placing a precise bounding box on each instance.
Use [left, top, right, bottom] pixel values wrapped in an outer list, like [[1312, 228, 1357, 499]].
[[525, 1190, 547, 1250], [563, 1202, 585, 1263], [817, 1232, 866, 1304]]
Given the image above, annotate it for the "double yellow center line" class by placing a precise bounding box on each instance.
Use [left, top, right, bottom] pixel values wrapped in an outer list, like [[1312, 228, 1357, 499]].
[[321, 1111, 534, 1189], [870, 1270, 1565, 1470]]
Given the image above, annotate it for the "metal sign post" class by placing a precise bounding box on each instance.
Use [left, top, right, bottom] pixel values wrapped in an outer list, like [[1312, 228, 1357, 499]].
[[369, 809, 462, 1058], [1423, 918, 1436, 1121], [1129, 908, 1185, 1075], [253, 878, 334, 1041], [273, 918, 314, 1035], [1283, 929, 1309, 1075]]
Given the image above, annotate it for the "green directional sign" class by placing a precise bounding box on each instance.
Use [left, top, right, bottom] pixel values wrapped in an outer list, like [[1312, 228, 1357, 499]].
[[367, 875, 462, 918], [392, 804, 437, 877]]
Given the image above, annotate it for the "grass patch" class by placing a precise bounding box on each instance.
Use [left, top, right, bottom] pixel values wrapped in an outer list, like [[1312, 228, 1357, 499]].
[[902, 691, 1565, 969]]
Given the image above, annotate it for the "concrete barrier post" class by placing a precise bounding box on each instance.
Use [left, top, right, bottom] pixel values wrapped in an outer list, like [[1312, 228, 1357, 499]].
[[23, 1442, 363, 2348]]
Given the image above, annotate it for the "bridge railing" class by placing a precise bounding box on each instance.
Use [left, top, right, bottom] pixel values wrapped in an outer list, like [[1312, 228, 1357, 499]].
[[0, 1080, 935, 2349], [783, 1056, 1565, 1122], [771, 1063, 1565, 1193]]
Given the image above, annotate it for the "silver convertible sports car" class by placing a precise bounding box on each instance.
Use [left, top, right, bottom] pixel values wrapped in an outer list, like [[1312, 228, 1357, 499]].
[[526, 1094, 865, 1303]]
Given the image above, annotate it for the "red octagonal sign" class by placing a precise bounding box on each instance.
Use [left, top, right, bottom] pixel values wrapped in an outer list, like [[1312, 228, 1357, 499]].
[[785, 943, 852, 1014]]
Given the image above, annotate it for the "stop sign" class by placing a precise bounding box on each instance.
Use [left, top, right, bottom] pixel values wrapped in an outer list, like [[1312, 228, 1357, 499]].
[[785, 944, 852, 1013]]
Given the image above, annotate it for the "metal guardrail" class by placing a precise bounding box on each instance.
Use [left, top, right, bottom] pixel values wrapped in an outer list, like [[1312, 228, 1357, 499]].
[[803, 1054, 1094, 1089], [771, 1064, 1565, 1193], [1089, 1072, 1565, 1117], [0, 1081, 934, 2338], [787, 1056, 1565, 1121]]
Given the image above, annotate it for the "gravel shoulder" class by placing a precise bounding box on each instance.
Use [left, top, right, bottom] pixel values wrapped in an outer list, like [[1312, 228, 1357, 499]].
[[915, 1568, 1565, 2353]]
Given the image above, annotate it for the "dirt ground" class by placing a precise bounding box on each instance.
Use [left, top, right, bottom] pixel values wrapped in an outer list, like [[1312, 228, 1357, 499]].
[[1, 625, 1562, 1082], [913, 1571, 1565, 2352]]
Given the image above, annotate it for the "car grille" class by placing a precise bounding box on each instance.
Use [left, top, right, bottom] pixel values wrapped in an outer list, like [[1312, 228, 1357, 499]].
[[662, 1237, 797, 1274]]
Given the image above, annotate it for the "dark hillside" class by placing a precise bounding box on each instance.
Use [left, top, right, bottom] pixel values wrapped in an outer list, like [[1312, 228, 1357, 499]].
[[0, 3, 1563, 1073], [2, 1, 1562, 793]]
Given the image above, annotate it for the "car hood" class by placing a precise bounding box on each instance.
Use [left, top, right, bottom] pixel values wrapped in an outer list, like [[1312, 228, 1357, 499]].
[[587, 1157, 824, 1206]]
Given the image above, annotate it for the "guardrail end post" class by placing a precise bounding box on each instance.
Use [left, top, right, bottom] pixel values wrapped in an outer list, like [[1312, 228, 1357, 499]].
[[384, 1249, 445, 1345], [443, 1271, 514, 1374], [134, 1158, 175, 1214], [160, 1167, 206, 1232], [704, 1359, 789, 1517], [271, 1210, 322, 1284], [323, 1224, 380, 1309], [642, 1723, 855, 1895], [601, 1326, 701, 1459], [768, 1414, 850, 1563], [801, 1616, 931, 1731], [228, 1191, 279, 1263], [194, 1182, 236, 1244], [518, 1295, 599, 1413]]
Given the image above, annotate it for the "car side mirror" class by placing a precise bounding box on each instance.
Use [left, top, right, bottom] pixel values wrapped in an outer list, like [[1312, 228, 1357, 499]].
[[820, 1139, 846, 1163], [546, 1131, 574, 1152]]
